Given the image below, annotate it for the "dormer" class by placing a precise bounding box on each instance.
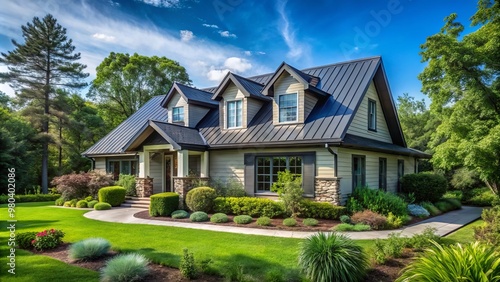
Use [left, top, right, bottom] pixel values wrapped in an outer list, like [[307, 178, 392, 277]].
[[262, 62, 329, 125], [161, 82, 218, 127], [212, 72, 271, 130]]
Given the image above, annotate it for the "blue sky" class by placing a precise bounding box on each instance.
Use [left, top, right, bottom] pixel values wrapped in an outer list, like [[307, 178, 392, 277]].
[[0, 0, 478, 104]]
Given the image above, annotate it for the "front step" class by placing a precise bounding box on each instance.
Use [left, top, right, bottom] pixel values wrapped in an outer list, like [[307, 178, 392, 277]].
[[122, 196, 150, 209]]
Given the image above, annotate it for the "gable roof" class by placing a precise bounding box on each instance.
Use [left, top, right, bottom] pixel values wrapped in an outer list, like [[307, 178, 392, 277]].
[[212, 72, 270, 101], [161, 82, 218, 108]]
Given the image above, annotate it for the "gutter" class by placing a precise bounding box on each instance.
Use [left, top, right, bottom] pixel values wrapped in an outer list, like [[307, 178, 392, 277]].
[[325, 143, 338, 177]]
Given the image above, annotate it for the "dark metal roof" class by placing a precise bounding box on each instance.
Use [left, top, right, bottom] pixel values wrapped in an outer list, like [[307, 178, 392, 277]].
[[339, 134, 431, 158], [161, 82, 218, 108], [212, 72, 269, 101], [150, 120, 206, 150], [82, 96, 168, 156]]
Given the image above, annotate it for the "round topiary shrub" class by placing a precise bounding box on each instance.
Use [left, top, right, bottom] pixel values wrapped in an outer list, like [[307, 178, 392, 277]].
[[94, 202, 112, 210], [190, 211, 209, 222], [302, 218, 319, 227], [171, 210, 189, 219], [149, 192, 179, 217], [70, 199, 78, 207], [400, 172, 447, 203], [210, 213, 229, 223], [87, 200, 99, 208], [234, 215, 253, 224], [63, 201, 72, 207], [100, 253, 149, 282], [55, 197, 65, 206], [98, 186, 126, 207], [76, 200, 88, 208], [69, 238, 111, 261], [340, 215, 351, 224], [299, 232, 368, 282], [283, 218, 297, 227], [256, 216, 272, 226], [185, 187, 217, 212]]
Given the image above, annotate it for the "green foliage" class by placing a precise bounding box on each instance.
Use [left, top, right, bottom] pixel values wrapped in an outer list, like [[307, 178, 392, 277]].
[[299, 200, 347, 219], [0, 194, 61, 204], [85, 196, 93, 202], [210, 213, 229, 223], [474, 206, 500, 247], [373, 232, 407, 265], [386, 212, 404, 229], [214, 197, 285, 218], [149, 192, 179, 217], [94, 202, 112, 210], [87, 200, 99, 208], [210, 177, 246, 197], [69, 198, 78, 207], [32, 229, 65, 251], [256, 216, 272, 226], [351, 210, 387, 230], [298, 232, 368, 282], [407, 204, 430, 218], [233, 215, 253, 224], [189, 211, 209, 222], [406, 227, 440, 250], [68, 238, 111, 261], [346, 187, 408, 217], [442, 190, 463, 200], [420, 201, 442, 216], [98, 186, 126, 207], [171, 210, 189, 219], [451, 167, 483, 190], [76, 200, 88, 208], [400, 172, 448, 202], [52, 171, 114, 200], [396, 242, 500, 282], [441, 197, 462, 209], [54, 197, 65, 206], [464, 187, 498, 206], [302, 218, 318, 227], [100, 253, 149, 282], [179, 248, 198, 279], [334, 223, 371, 232], [283, 218, 297, 227], [116, 174, 136, 197], [340, 215, 351, 224], [271, 170, 303, 217], [16, 232, 37, 249], [434, 200, 454, 213], [185, 187, 217, 212]]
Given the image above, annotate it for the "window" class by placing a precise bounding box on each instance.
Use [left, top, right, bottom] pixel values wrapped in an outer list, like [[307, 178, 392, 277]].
[[397, 159, 405, 192], [352, 155, 366, 190], [107, 160, 138, 180], [256, 156, 302, 192], [226, 100, 242, 128], [379, 158, 387, 191], [368, 99, 377, 131], [278, 93, 298, 123], [172, 106, 184, 122]]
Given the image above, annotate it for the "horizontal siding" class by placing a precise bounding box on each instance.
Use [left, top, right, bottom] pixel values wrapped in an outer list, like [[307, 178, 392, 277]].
[[337, 147, 415, 202], [347, 81, 392, 143], [149, 152, 163, 194], [166, 92, 187, 126], [273, 73, 305, 124], [247, 98, 263, 126], [94, 158, 106, 171], [189, 105, 209, 127], [221, 84, 246, 129], [304, 92, 318, 120]]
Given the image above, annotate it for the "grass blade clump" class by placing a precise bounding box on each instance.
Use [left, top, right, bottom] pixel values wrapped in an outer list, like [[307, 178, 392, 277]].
[[100, 253, 149, 282], [69, 238, 111, 261]]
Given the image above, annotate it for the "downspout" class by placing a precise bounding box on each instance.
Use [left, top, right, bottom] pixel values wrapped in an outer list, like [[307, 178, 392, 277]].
[[325, 144, 338, 177], [84, 156, 95, 170]]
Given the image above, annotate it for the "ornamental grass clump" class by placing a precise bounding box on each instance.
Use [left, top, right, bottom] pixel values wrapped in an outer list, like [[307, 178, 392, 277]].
[[407, 204, 430, 218], [298, 232, 368, 282], [100, 253, 149, 282], [68, 238, 111, 261]]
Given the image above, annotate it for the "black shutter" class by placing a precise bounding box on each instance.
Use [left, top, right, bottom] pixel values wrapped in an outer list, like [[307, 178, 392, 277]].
[[302, 152, 316, 197], [244, 153, 255, 196]]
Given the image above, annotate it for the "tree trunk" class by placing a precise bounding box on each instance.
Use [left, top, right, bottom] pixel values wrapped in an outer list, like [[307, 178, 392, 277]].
[[58, 117, 62, 175], [42, 51, 51, 194]]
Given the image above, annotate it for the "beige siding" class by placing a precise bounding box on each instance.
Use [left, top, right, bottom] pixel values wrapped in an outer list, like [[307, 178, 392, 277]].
[[347, 81, 392, 143], [94, 158, 106, 171], [304, 92, 318, 120], [247, 98, 263, 125], [220, 84, 247, 129], [273, 72, 306, 124], [188, 105, 209, 127], [149, 152, 163, 194], [337, 147, 416, 202], [166, 91, 188, 126]]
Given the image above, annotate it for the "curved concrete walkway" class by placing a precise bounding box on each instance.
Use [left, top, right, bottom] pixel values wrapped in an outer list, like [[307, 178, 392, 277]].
[[83, 206, 483, 239]]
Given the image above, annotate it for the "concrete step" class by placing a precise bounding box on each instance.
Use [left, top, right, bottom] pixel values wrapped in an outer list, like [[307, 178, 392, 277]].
[[124, 199, 150, 204], [121, 203, 149, 209], [125, 196, 151, 201]]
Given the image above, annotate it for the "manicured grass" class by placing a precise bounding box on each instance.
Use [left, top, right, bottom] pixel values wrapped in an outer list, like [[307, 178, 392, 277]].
[[442, 219, 483, 245]]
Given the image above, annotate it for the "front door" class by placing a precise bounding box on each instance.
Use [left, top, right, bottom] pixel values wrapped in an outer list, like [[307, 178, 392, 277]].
[[165, 155, 172, 192]]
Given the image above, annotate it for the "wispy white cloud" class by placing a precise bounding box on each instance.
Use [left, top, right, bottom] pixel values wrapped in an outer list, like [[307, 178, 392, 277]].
[[224, 57, 251, 72], [202, 23, 219, 29], [180, 30, 194, 42], [257, 51, 266, 55], [92, 33, 116, 42], [135, 0, 181, 8], [276, 0, 309, 61], [244, 50, 252, 56], [219, 30, 237, 38], [206, 69, 230, 82], [108, 0, 120, 7]]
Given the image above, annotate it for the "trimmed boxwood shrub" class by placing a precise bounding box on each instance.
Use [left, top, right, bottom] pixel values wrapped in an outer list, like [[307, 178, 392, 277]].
[[214, 197, 285, 218], [87, 200, 99, 208], [210, 213, 229, 223], [16, 232, 37, 249], [185, 187, 217, 212], [149, 192, 179, 217], [171, 210, 189, 219], [76, 200, 88, 208], [283, 218, 297, 227], [190, 211, 209, 222], [234, 215, 253, 224], [0, 194, 61, 204], [299, 200, 347, 219], [256, 216, 272, 226], [98, 186, 126, 207], [55, 197, 65, 206], [400, 172, 447, 203], [94, 202, 112, 210], [346, 187, 408, 217], [302, 218, 319, 226]]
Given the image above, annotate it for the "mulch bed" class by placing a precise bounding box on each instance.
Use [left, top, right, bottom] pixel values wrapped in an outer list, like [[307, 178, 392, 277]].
[[364, 249, 417, 282]]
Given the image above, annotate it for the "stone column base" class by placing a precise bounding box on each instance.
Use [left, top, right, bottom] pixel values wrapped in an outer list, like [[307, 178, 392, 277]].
[[314, 177, 341, 206], [173, 177, 210, 209], [135, 177, 153, 197]]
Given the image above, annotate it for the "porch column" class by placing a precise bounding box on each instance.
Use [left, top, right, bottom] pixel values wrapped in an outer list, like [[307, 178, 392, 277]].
[[201, 151, 209, 177], [138, 152, 146, 178], [177, 150, 189, 177]]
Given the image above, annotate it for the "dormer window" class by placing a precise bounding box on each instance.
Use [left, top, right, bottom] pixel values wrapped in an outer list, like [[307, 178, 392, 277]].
[[172, 106, 184, 122], [368, 99, 377, 131], [278, 93, 298, 123], [226, 100, 242, 128]]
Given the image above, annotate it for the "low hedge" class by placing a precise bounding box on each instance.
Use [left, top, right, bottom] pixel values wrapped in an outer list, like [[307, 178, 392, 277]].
[[94, 202, 112, 210], [76, 200, 88, 208], [299, 200, 347, 219], [400, 172, 447, 203], [0, 194, 61, 204], [214, 197, 285, 218], [150, 192, 179, 217], [98, 186, 126, 207]]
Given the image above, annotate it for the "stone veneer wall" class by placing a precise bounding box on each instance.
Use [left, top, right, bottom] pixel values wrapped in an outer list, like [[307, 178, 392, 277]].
[[173, 177, 210, 208], [314, 177, 341, 206], [135, 177, 153, 197]]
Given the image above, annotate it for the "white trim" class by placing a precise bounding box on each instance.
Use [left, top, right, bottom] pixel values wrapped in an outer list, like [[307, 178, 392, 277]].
[[225, 99, 243, 129], [277, 92, 299, 124], [143, 144, 173, 150]]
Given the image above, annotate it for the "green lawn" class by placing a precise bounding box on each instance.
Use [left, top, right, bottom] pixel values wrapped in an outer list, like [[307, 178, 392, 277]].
[[0, 202, 483, 281]]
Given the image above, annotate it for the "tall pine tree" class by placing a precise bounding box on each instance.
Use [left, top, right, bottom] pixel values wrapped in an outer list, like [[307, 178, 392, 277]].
[[0, 14, 88, 193]]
